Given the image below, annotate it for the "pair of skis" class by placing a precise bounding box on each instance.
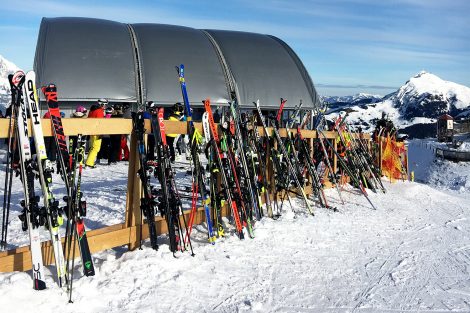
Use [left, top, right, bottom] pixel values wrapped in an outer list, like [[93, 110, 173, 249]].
[[1, 71, 94, 295], [42, 84, 95, 301], [202, 100, 245, 239], [150, 108, 194, 255], [4, 70, 47, 290], [176, 65, 217, 245], [253, 100, 315, 215], [132, 106, 196, 254]]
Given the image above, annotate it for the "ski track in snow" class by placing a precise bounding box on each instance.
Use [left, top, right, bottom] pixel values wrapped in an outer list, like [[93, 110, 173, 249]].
[[1, 155, 470, 312]]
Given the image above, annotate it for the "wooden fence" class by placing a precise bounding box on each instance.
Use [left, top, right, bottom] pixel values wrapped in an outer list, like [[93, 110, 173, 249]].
[[0, 118, 369, 272]]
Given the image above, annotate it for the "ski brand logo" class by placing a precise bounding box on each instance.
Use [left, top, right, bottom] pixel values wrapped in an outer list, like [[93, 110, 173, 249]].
[[20, 98, 29, 141], [51, 116, 67, 151], [203, 99, 219, 142], [85, 261, 92, 269], [32, 262, 42, 281], [157, 108, 167, 146], [27, 80, 40, 125], [12, 71, 25, 86]]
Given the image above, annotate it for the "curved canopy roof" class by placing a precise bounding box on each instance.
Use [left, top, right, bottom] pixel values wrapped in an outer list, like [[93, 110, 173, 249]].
[[34, 17, 318, 109], [204, 30, 317, 109], [131, 23, 230, 106], [35, 17, 138, 102]]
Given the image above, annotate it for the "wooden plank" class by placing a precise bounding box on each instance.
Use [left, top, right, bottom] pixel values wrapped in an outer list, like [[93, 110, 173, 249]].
[[0, 118, 369, 139], [333, 138, 338, 174], [0, 208, 207, 273], [0, 183, 299, 273]]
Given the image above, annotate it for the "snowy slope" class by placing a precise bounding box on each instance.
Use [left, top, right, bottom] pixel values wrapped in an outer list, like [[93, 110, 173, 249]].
[[1, 152, 470, 311], [326, 98, 403, 131], [0, 54, 19, 113]]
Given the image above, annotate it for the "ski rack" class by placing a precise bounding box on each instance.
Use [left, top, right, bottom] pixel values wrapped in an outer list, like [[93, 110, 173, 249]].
[[0, 117, 377, 272]]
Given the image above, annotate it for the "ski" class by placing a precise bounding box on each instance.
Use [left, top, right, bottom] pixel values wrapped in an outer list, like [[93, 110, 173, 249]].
[[151, 107, 197, 253], [203, 112, 226, 238], [42, 84, 95, 278], [131, 111, 159, 250], [254, 100, 314, 215], [203, 100, 244, 239], [24, 71, 67, 287], [14, 70, 47, 290], [176, 65, 217, 243], [249, 114, 274, 217], [229, 101, 261, 221], [1, 74, 20, 249]]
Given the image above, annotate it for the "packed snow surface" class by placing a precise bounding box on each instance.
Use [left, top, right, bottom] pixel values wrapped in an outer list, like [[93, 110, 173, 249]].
[[1, 150, 470, 312]]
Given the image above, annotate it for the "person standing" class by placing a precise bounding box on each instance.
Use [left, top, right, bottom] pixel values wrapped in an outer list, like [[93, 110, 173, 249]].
[[98, 106, 114, 164], [166, 102, 185, 163], [69, 105, 87, 152], [85, 98, 106, 168], [108, 106, 122, 164]]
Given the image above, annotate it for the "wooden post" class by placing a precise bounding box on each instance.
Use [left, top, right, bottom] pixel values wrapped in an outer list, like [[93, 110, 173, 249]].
[[125, 131, 142, 251], [379, 136, 383, 174], [333, 138, 338, 174], [309, 137, 315, 185], [272, 136, 278, 201]]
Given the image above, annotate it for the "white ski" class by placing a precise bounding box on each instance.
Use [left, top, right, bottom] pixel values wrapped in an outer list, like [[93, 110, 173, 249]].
[[24, 70, 66, 287], [14, 70, 47, 290]]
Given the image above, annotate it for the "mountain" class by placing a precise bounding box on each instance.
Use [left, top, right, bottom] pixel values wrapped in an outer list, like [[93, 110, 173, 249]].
[[394, 71, 470, 119], [0, 54, 19, 114], [325, 72, 470, 138], [322, 93, 383, 105]]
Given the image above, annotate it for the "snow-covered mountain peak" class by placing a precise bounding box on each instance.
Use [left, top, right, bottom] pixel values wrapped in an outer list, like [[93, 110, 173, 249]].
[[325, 72, 470, 137], [395, 71, 470, 118], [414, 70, 429, 78], [0, 54, 19, 86], [0, 55, 19, 112]]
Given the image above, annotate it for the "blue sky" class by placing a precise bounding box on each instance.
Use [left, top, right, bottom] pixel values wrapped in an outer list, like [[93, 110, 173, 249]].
[[0, 0, 468, 96]]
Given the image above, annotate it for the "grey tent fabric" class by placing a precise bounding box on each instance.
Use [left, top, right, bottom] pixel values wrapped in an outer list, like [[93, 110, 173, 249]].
[[131, 24, 230, 106], [204, 30, 317, 109], [268, 35, 319, 108], [34, 17, 318, 110], [34, 17, 138, 102]]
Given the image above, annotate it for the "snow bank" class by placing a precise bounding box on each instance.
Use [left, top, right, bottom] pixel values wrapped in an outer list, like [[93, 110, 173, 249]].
[[408, 139, 470, 193]]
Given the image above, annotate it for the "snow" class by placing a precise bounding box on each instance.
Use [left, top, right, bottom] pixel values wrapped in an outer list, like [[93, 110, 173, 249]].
[[327, 99, 405, 132], [322, 93, 383, 104], [456, 141, 470, 152], [1, 141, 470, 312], [0, 54, 19, 112], [408, 138, 470, 193], [0, 54, 19, 87]]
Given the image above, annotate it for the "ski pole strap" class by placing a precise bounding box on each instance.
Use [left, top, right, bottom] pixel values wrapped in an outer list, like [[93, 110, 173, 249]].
[[191, 128, 203, 146]]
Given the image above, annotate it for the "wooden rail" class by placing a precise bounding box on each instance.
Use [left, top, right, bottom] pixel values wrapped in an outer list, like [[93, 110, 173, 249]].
[[0, 118, 370, 272]]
